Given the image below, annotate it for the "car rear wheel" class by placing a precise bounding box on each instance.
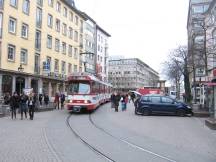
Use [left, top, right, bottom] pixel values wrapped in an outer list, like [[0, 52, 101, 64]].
[[177, 109, 186, 117], [142, 109, 150, 116]]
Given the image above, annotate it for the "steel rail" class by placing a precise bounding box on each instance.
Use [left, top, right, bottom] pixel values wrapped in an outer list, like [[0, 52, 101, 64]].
[[66, 114, 116, 162], [89, 114, 177, 162]]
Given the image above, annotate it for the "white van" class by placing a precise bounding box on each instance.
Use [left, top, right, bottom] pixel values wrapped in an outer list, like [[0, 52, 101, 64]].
[[169, 91, 176, 99]]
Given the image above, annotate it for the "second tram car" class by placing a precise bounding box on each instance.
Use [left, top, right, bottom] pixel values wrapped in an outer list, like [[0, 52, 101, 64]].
[[66, 73, 112, 112]]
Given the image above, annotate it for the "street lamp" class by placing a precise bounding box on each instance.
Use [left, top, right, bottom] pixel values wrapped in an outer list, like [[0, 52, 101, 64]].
[[17, 64, 24, 95], [18, 64, 24, 72]]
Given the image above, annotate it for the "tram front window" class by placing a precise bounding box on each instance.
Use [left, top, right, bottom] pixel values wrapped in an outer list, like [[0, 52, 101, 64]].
[[68, 82, 90, 94]]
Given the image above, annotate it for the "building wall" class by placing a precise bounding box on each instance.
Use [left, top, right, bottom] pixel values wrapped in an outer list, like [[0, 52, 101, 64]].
[[96, 28, 110, 82], [0, 0, 85, 97], [108, 58, 159, 91]]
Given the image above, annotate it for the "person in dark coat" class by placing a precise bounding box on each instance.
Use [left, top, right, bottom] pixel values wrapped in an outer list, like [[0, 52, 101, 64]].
[[39, 94, 43, 106], [44, 94, 49, 106], [131, 92, 136, 103], [110, 93, 115, 109], [114, 92, 121, 112], [60, 92, 65, 109], [10, 92, 20, 119], [28, 93, 36, 120], [4, 92, 10, 105], [20, 93, 28, 120]]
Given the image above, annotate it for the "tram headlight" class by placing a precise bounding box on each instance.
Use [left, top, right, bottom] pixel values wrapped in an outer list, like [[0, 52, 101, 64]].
[[70, 100, 73, 103], [84, 100, 91, 104]]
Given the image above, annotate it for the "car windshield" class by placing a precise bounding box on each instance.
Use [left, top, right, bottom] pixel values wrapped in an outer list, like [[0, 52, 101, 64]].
[[68, 82, 90, 94]]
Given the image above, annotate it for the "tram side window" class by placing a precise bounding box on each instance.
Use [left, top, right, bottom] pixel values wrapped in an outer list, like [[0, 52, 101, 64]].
[[92, 82, 100, 94]]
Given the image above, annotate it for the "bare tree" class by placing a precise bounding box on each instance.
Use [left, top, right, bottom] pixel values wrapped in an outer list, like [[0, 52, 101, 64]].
[[163, 46, 192, 102]]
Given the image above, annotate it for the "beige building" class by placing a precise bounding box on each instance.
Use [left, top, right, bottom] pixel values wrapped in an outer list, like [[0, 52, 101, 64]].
[[0, 0, 86, 98], [108, 58, 159, 92]]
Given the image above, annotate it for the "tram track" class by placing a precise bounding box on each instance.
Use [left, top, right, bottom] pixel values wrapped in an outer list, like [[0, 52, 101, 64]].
[[66, 114, 116, 162], [89, 113, 177, 162]]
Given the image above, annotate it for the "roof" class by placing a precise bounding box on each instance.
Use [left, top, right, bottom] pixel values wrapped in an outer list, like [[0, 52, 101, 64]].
[[96, 25, 111, 37]]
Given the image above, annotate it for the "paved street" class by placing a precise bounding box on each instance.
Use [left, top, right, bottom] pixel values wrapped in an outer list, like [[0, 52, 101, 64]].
[[0, 102, 216, 162]]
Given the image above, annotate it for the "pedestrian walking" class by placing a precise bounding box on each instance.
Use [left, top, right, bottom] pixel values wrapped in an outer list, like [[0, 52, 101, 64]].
[[60, 92, 65, 109], [114, 92, 121, 112], [3, 92, 10, 105], [121, 94, 127, 111], [131, 92, 136, 103], [9, 92, 20, 119], [28, 93, 36, 120], [39, 93, 43, 107], [110, 93, 115, 109], [54, 93, 60, 109], [20, 93, 28, 120], [128, 94, 131, 103], [44, 94, 49, 106]]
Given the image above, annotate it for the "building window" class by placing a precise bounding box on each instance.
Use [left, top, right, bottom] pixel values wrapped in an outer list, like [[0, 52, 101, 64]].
[[74, 48, 78, 59], [69, 12, 73, 22], [34, 53, 40, 73], [35, 30, 41, 50], [55, 38, 60, 52], [62, 42, 66, 54], [56, 1, 61, 12], [63, 7, 67, 17], [22, 0, 30, 14], [36, 7, 42, 28], [192, 4, 209, 14], [10, 0, 17, 7], [68, 63, 72, 74], [69, 27, 73, 39], [8, 44, 15, 61], [55, 19, 60, 32], [20, 48, 27, 64], [54, 59, 59, 72], [75, 15, 78, 25], [21, 23, 28, 38], [0, 0, 4, 9], [46, 56, 51, 71], [62, 23, 67, 36], [80, 20, 83, 33], [68, 45, 72, 57], [73, 65, 77, 72], [37, 0, 43, 6], [74, 31, 78, 42], [47, 35, 52, 49], [48, 0, 53, 7], [9, 17, 16, 34], [80, 34, 83, 46], [61, 61, 66, 74], [47, 14, 53, 28]]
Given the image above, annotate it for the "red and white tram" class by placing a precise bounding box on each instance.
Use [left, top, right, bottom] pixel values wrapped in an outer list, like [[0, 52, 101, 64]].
[[66, 73, 112, 112]]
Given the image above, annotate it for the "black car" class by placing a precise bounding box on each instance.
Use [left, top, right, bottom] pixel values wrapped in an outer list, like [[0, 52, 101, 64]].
[[134, 94, 193, 116]]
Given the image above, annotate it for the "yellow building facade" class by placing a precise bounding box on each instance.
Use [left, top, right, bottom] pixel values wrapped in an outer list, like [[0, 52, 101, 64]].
[[0, 0, 85, 99]]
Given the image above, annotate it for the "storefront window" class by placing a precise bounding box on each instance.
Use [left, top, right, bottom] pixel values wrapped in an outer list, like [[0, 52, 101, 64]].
[[2, 75, 12, 95]]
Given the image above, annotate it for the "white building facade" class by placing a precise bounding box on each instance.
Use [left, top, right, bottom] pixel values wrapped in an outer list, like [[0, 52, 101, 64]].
[[96, 25, 111, 82]]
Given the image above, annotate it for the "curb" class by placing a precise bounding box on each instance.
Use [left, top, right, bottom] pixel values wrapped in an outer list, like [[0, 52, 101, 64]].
[[193, 111, 210, 117], [0, 113, 4, 118], [205, 118, 216, 130]]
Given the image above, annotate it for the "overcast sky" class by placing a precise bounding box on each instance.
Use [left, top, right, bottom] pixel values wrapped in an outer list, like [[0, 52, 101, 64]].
[[76, 0, 189, 78]]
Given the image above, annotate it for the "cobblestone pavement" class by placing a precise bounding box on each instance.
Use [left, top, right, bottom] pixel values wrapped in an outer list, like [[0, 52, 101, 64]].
[[0, 103, 216, 162], [0, 112, 60, 162], [91, 102, 216, 162]]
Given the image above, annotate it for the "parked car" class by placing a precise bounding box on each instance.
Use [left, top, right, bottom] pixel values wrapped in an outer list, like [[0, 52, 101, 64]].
[[134, 94, 193, 116]]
